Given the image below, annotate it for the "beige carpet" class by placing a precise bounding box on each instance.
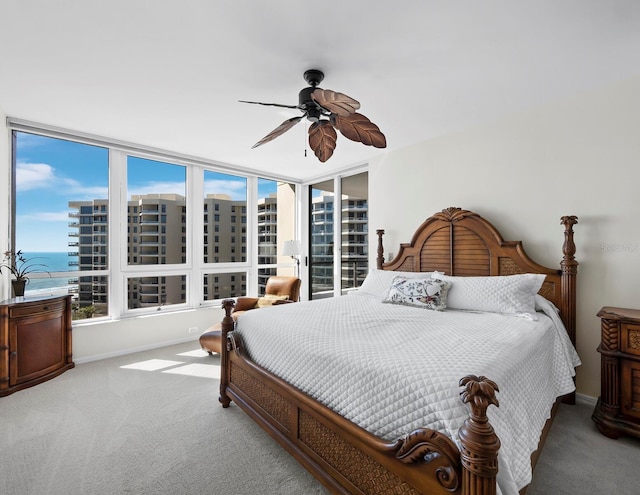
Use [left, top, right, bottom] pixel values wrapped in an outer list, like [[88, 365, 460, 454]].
[[0, 341, 637, 494]]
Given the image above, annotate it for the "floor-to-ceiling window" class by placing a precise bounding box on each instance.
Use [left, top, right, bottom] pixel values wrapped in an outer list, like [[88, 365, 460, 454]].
[[125, 156, 187, 311], [340, 172, 368, 293], [8, 123, 300, 319], [258, 179, 297, 295], [202, 170, 248, 301], [309, 180, 334, 299], [13, 132, 110, 319], [308, 171, 367, 299]]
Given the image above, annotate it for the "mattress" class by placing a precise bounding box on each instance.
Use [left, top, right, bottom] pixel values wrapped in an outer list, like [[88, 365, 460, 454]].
[[233, 293, 580, 494]]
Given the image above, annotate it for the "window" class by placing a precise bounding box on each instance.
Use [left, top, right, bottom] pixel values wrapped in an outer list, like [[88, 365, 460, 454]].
[[309, 172, 368, 299], [202, 170, 248, 299], [9, 123, 301, 320], [309, 180, 334, 299], [340, 172, 368, 293], [257, 178, 296, 294], [13, 131, 109, 319], [127, 156, 186, 266], [203, 170, 247, 265]]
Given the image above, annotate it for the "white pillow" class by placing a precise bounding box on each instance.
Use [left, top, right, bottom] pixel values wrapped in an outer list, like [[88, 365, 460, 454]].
[[430, 273, 545, 318], [357, 268, 433, 300], [383, 276, 451, 311]]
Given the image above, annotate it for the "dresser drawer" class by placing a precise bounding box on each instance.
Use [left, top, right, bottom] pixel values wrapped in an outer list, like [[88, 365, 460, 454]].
[[621, 323, 640, 357], [8, 299, 66, 319], [621, 360, 640, 418]]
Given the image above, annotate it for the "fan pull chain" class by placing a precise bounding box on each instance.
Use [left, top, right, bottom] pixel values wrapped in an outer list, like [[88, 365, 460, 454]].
[[304, 120, 308, 157]]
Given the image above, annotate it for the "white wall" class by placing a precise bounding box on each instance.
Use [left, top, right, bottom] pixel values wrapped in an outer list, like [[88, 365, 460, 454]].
[[73, 306, 222, 363], [369, 75, 640, 398]]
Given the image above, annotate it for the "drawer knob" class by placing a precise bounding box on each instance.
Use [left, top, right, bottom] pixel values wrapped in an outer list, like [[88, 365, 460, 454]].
[[42, 306, 49, 311]]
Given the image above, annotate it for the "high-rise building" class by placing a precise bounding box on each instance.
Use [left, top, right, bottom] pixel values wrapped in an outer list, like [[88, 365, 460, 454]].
[[69, 189, 367, 307], [203, 194, 247, 300], [310, 192, 369, 297]]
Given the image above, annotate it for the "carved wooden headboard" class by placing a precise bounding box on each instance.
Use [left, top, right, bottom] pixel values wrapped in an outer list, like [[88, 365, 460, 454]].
[[376, 207, 578, 346]]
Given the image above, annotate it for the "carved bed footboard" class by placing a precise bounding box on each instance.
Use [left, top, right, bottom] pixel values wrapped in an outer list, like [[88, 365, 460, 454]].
[[219, 301, 501, 495]]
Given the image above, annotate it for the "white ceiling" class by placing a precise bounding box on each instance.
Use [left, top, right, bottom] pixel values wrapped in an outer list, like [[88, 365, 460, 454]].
[[1, 1, 639, 182]]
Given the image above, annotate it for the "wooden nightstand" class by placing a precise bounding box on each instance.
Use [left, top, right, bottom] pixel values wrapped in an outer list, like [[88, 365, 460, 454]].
[[0, 295, 74, 397], [592, 306, 640, 439]]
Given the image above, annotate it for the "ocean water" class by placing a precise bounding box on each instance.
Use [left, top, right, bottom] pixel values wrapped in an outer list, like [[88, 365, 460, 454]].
[[17, 252, 78, 296]]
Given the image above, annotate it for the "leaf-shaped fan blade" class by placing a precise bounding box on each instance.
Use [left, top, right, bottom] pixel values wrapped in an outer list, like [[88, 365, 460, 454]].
[[239, 100, 299, 109], [251, 116, 303, 149], [333, 113, 387, 148], [311, 89, 360, 117], [308, 120, 337, 162]]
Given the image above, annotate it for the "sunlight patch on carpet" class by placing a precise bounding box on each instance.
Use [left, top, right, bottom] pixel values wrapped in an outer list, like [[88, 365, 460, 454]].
[[120, 359, 184, 371], [162, 363, 219, 379]]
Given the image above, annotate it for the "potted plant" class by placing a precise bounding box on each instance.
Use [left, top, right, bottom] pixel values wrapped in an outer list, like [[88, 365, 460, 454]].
[[1, 250, 50, 297]]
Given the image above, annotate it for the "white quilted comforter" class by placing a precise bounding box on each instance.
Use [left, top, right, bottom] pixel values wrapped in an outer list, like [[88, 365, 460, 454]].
[[233, 293, 580, 495]]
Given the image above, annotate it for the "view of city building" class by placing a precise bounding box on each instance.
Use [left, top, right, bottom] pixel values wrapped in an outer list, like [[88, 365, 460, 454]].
[[13, 130, 368, 321], [68, 188, 367, 312], [310, 192, 369, 297]]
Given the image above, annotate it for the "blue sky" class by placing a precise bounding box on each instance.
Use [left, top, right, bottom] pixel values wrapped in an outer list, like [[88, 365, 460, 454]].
[[15, 132, 276, 252]]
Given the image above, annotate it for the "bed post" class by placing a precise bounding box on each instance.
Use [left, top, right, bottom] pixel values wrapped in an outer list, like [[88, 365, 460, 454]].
[[560, 216, 578, 347], [458, 375, 501, 495], [218, 298, 235, 408], [560, 215, 578, 405], [376, 229, 385, 269]]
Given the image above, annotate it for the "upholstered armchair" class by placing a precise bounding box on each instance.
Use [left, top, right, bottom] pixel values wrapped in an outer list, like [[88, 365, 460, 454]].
[[199, 276, 301, 355]]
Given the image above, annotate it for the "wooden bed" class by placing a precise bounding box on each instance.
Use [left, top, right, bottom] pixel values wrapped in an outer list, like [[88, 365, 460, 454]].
[[218, 207, 578, 495]]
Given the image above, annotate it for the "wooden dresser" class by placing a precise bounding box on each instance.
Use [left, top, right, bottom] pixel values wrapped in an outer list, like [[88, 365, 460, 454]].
[[592, 306, 640, 439], [0, 295, 74, 397]]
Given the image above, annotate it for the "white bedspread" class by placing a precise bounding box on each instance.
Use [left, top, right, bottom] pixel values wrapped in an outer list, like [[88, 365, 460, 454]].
[[233, 293, 580, 494]]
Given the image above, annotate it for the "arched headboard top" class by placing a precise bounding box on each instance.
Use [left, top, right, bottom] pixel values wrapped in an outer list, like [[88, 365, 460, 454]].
[[376, 207, 578, 344]]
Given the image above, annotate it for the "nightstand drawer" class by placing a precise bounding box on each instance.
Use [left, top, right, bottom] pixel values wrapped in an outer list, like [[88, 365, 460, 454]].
[[9, 299, 66, 319], [621, 323, 640, 357], [621, 360, 640, 418]]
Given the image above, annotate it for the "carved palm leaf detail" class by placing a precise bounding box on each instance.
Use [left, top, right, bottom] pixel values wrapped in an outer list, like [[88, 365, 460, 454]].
[[332, 113, 387, 148], [460, 375, 500, 418], [308, 120, 337, 163], [433, 207, 477, 223], [251, 116, 303, 149], [311, 88, 360, 117]]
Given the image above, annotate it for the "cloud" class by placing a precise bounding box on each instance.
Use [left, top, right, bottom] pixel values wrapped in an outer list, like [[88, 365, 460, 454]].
[[204, 179, 247, 200], [16, 163, 57, 191], [16, 211, 70, 222], [16, 162, 108, 198]]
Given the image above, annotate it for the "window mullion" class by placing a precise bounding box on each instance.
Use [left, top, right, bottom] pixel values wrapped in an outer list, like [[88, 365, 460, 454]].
[[247, 176, 258, 296], [109, 149, 126, 318], [189, 165, 204, 305]]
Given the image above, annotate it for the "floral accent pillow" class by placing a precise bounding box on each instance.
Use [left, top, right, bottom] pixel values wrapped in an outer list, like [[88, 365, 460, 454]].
[[383, 276, 451, 311]]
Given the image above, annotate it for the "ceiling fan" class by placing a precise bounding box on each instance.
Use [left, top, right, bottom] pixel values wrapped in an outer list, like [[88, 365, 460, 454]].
[[240, 69, 386, 162]]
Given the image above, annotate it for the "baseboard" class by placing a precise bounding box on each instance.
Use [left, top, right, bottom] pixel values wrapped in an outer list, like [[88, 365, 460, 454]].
[[73, 336, 199, 364], [576, 392, 597, 404]]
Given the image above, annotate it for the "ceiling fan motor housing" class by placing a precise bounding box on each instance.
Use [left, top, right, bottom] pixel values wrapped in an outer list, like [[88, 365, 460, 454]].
[[298, 86, 322, 122]]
